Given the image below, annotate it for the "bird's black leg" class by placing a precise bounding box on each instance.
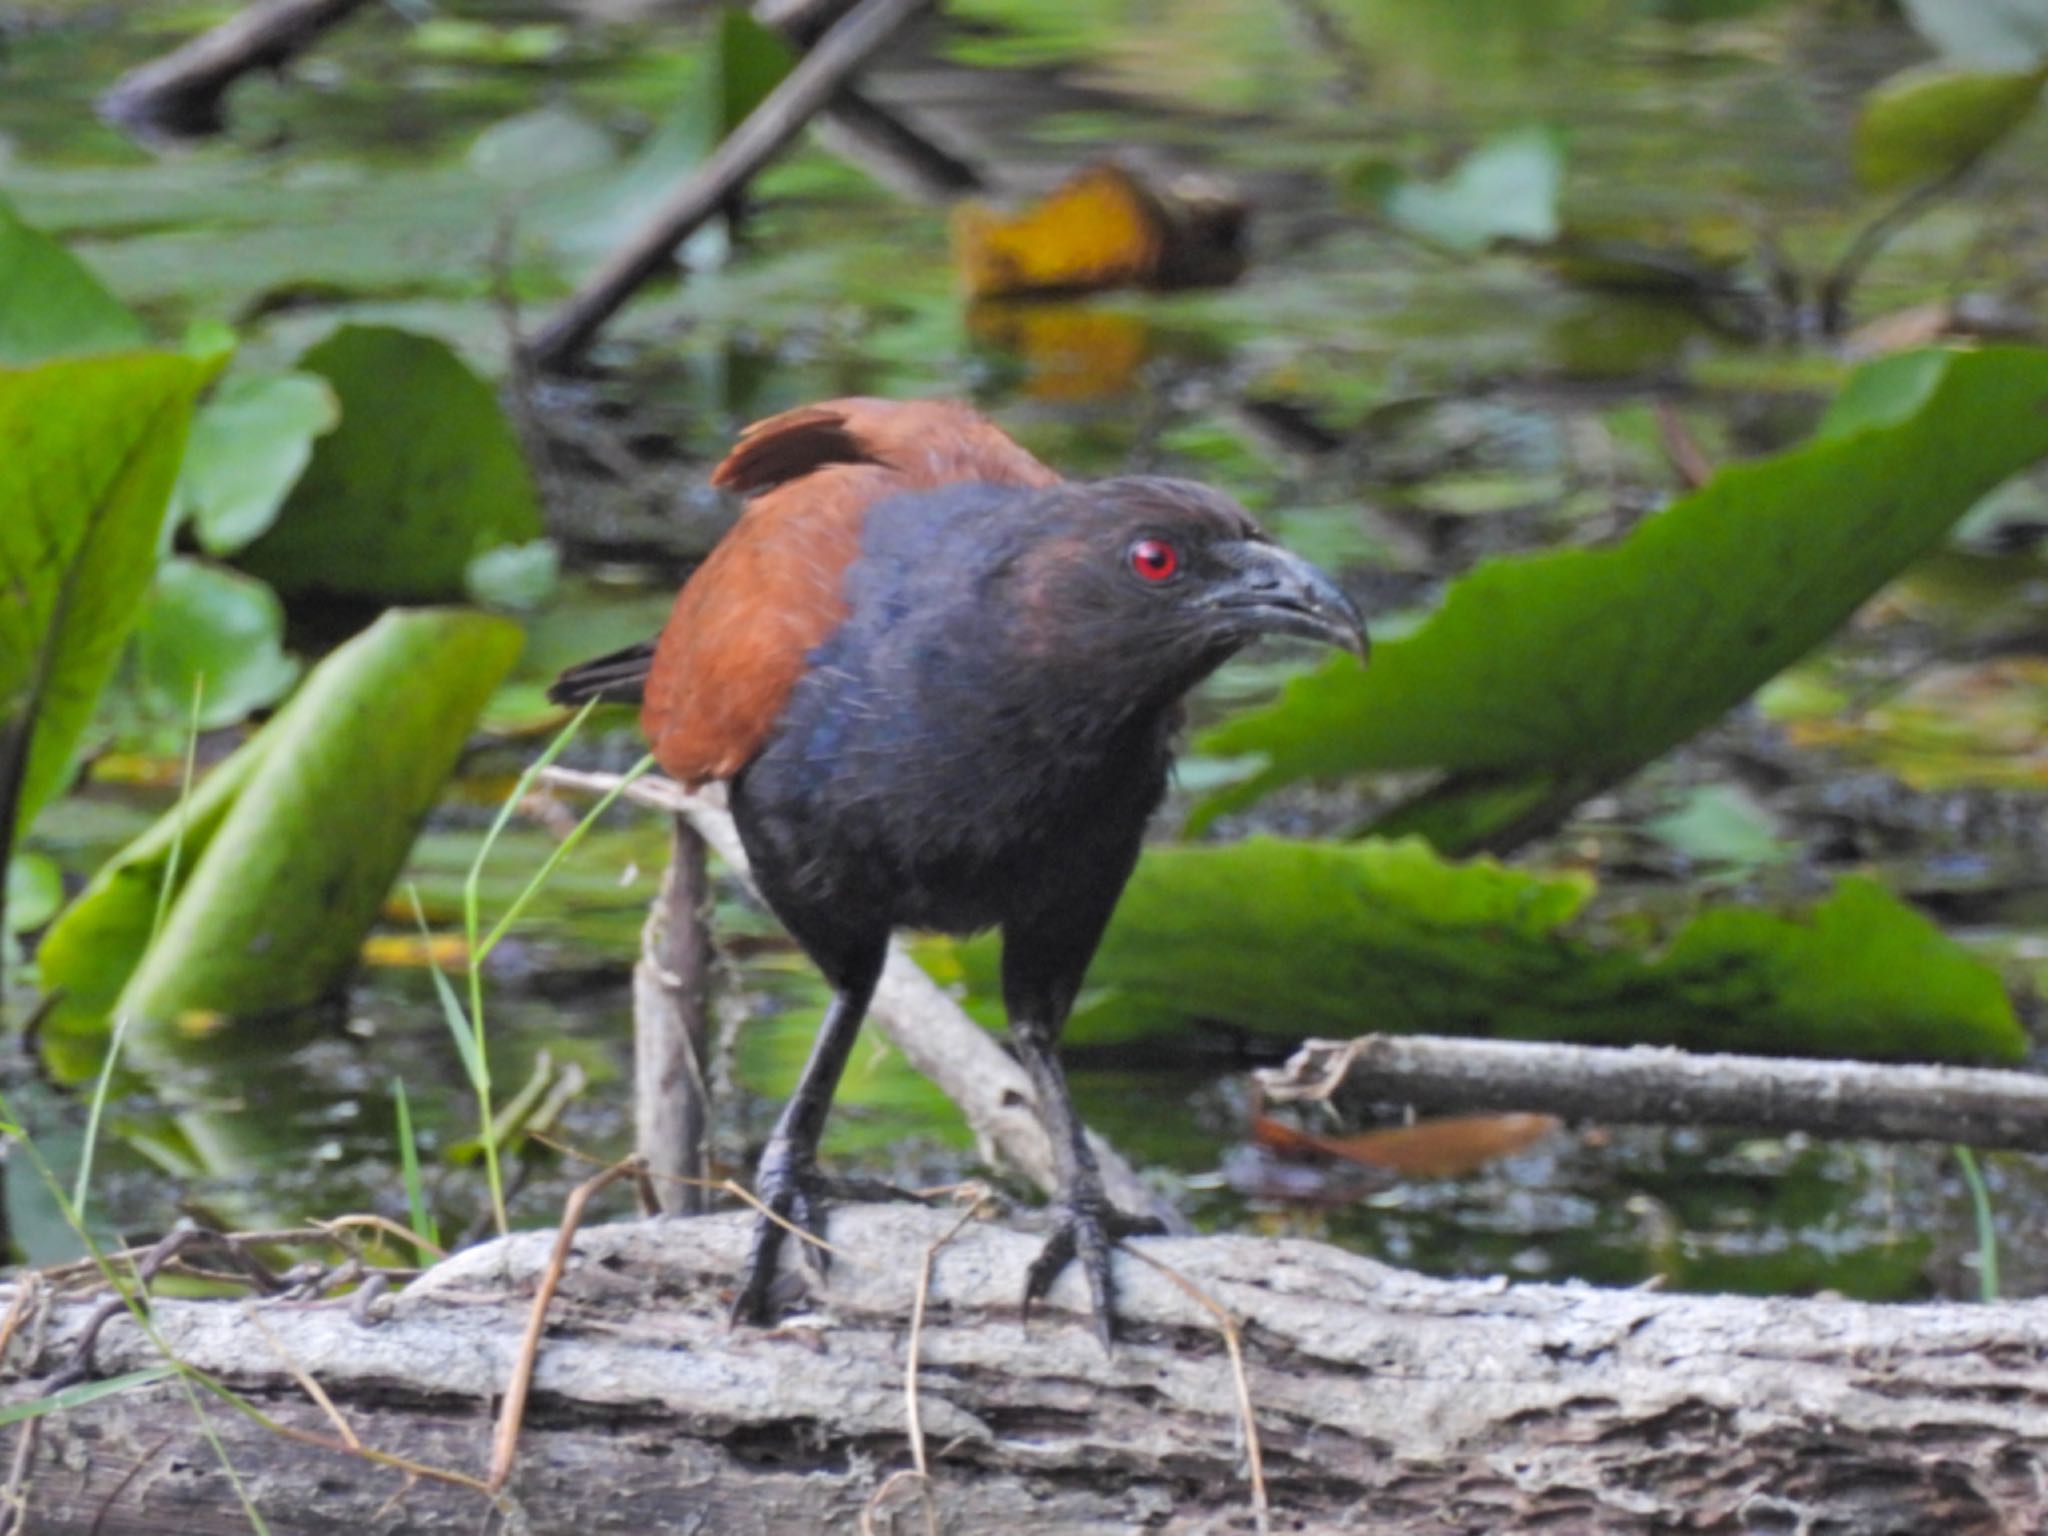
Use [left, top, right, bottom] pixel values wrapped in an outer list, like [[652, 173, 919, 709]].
[[1002, 892, 1161, 1352], [731, 941, 885, 1327]]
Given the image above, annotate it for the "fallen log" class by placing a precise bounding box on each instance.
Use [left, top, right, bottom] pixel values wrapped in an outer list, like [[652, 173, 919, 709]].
[[1264, 1033, 2048, 1152], [4, 1205, 2047, 1534]]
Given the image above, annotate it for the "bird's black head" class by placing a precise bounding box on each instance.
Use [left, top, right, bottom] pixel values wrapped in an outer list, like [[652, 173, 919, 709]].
[[998, 476, 1368, 699]]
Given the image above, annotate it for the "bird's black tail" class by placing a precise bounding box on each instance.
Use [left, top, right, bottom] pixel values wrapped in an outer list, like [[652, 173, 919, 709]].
[[548, 639, 657, 707]]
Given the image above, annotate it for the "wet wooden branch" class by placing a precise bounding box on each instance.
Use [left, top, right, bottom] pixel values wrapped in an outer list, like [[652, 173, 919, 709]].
[[6, 1205, 2048, 1533], [632, 814, 712, 1214], [538, 767, 1184, 1234], [98, 0, 373, 140], [524, 0, 933, 370], [1264, 1033, 2048, 1151]]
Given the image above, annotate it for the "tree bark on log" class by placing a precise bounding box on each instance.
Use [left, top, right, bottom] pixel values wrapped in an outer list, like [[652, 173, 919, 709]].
[[4, 1205, 2047, 1535], [1263, 1034, 2048, 1151]]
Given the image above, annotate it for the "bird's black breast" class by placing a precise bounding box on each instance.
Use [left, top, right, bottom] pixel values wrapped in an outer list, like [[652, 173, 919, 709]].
[[729, 481, 1176, 946]]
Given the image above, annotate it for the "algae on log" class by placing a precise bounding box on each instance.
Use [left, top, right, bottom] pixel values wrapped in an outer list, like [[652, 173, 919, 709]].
[[3, 1206, 2045, 1534]]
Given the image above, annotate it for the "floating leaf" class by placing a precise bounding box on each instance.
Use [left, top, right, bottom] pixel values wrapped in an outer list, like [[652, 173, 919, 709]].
[[1643, 784, 1791, 870], [1853, 63, 2047, 193], [236, 326, 543, 601], [45, 610, 522, 1025], [1352, 127, 1564, 254], [955, 164, 1168, 299], [174, 371, 340, 555], [469, 106, 620, 190], [129, 557, 300, 729], [945, 838, 2023, 1063], [465, 539, 561, 612], [0, 196, 146, 365], [5, 852, 61, 934], [1196, 348, 2048, 848], [1254, 1110, 1561, 1179], [1, 352, 210, 843]]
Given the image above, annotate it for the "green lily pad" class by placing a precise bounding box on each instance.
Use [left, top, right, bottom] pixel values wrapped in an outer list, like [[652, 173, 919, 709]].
[[236, 326, 543, 601], [1196, 348, 2048, 850], [942, 837, 2023, 1063]]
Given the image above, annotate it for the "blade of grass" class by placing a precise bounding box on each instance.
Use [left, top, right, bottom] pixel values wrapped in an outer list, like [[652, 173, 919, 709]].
[[74, 678, 205, 1225], [475, 752, 654, 960], [408, 884, 502, 1233], [1955, 1144, 2000, 1303], [0, 1365, 176, 1426], [447, 701, 597, 1237], [392, 1076, 439, 1260]]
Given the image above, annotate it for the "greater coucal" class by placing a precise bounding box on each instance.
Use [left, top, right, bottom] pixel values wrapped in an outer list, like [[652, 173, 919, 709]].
[[552, 398, 1367, 1345]]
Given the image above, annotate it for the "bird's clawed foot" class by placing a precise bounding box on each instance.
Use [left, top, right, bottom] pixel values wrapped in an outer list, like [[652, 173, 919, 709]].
[[1021, 1190, 1166, 1352], [730, 1143, 835, 1328]]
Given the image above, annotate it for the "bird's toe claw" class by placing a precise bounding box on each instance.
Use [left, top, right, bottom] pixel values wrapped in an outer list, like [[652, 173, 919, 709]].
[[1020, 1198, 1163, 1352], [730, 1155, 835, 1328]]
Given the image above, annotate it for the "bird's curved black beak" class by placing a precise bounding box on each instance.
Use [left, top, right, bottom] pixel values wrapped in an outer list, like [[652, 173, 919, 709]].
[[1203, 540, 1369, 659]]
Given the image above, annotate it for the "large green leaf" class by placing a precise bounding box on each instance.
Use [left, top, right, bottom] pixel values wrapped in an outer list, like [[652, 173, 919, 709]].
[[1853, 63, 2048, 193], [0, 352, 210, 843], [36, 729, 273, 1020], [941, 838, 2023, 1063], [59, 609, 522, 1024], [0, 197, 146, 366], [236, 326, 543, 601], [1196, 348, 2048, 847]]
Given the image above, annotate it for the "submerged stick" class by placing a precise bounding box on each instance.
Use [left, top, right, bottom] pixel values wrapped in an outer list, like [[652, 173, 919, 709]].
[[536, 766, 1184, 1234], [524, 0, 932, 369], [1265, 1033, 2048, 1151], [633, 815, 714, 1215], [99, 0, 373, 140]]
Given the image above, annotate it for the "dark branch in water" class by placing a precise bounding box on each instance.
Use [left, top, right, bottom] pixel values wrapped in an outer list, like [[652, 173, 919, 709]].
[[1265, 1033, 2048, 1152], [98, 0, 373, 141]]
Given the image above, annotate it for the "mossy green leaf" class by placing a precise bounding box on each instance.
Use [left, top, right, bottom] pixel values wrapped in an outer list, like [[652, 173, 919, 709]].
[[1853, 63, 2047, 193], [0, 351, 210, 843], [943, 838, 2022, 1063], [68, 609, 522, 1024], [1196, 348, 2048, 847]]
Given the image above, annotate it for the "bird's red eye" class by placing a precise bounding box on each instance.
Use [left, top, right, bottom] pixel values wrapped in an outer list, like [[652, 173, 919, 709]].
[[1128, 538, 1180, 583]]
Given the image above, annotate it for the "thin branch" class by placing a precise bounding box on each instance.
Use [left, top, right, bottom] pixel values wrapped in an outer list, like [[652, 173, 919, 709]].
[[1263, 1033, 2048, 1151], [486, 1157, 648, 1494]]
